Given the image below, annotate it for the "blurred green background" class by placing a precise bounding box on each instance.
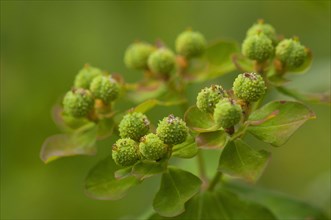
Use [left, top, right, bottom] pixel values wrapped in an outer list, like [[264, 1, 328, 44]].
[[1, 1, 330, 219]]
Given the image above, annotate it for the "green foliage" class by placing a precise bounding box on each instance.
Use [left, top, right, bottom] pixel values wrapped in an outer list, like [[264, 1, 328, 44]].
[[195, 130, 228, 149], [153, 166, 201, 217], [224, 183, 329, 220], [85, 156, 139, 200], [193, 41, 239, 81], [219, 140, 271, 182], [149, 189, 276, 220], [247, 100, 316, 146], [171, 136, 198, 158], [41, 20, 330, 220], [184, 106, 216, 133], [40, 122, 98, 163]]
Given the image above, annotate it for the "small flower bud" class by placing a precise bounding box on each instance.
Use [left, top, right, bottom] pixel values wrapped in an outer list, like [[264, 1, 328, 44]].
[[175, 30, 207, 58], [89, 75, 120, 104], [246, 20, 277, 44], [139, 133, 168, 161], [242, 33, 274, 62], [233, 72, 266, 102], [275, 38, 307, 71], [213, 98, 242, 129], [156, 115, 188, 145], [124, 42, 155, 70], [196, 85, 227, 114], [63, 88, 94, 118], [118, 112, 150, 141], [147, 48, 176, 75], [112, 138, 140, 167], [74, 65, 102, 89]]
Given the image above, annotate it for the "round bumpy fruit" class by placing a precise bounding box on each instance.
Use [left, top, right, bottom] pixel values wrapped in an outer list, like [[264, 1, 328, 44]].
[[118, 112, 150, 141], [90, 75, 119, 104], [175, 30, 206, 58], [156, 115, 188, 145], [246, 20, 277, 44], [63, 88, 94, 118], [147, 48, 176, 75], [74, 65, 102, 89], [275, 38, 307, 70], [112, 138, 140, 167], [233, 72, 266, 102], [196, 85, 227, 114], [139, 133, 168, 161], [213, 98, 242, 129], [242, 33, 274, 62], [124, 42, 155, 70]]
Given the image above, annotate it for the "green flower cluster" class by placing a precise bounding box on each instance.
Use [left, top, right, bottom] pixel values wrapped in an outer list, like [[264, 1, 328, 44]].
[[113, 113, 188, 167], [62, 64, 120, 119], [242, 20, 308, 71], [124, 29, 206, 76], [196, 72, 267, 129]]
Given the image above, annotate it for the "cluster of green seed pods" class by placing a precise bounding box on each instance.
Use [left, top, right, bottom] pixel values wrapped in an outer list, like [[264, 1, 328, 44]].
[[62, 65, 120, 119], [242, 20, 308, 71], [196, 72, 266, 130], [112, 112, 189, 167], [124, 29, 207, 76]]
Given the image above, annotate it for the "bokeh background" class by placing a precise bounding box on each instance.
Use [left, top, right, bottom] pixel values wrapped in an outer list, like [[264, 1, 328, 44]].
[[1, 1, 330, 219]]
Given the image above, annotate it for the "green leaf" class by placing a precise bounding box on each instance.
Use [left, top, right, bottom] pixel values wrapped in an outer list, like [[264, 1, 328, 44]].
[[96, 117, 115, 140], [149, 189, 276, 220], [85, 156, 139, 200], [219, 140, 271, 182], [277, 86, 331, 105], [193, 41, 239, 81], [195, 130, 228, 149], [127, 81, 167, 103], [40, 122, 98, 163], [231, 53, 254, 72], [184, 106, 217, 133], [153, 166, 201, 217], [132, 160, 166, 180], [248, 100, 316, 146], [52, 103, 91, 132], [172, 136, 198, 158], [134, 98, 187, 114], [224, 182, 329, 220], [114, 166, 132, 179], [266, 66, 290, 87]]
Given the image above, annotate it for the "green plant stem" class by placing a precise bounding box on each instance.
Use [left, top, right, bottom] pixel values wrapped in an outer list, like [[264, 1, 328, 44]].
[[197, 150, 208, 189], [208, 171, 222, 191]]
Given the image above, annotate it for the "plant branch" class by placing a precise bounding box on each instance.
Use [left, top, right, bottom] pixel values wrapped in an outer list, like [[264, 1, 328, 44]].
[[208, 171, 222, 191], [197, 150, 209, 189]]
